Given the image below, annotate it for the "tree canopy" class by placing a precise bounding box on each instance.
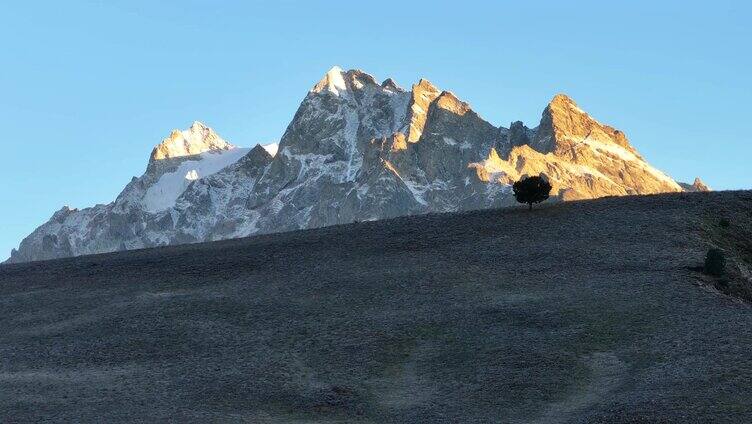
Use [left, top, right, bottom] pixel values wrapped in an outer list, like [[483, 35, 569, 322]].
[[512, 175, 552, 210]]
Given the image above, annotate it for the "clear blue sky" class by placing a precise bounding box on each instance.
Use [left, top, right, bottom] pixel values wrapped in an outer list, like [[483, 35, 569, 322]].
[[1, 0, 750, 260]]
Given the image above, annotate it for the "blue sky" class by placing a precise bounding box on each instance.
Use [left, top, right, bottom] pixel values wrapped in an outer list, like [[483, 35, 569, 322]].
[[1, 0, 750, 260]]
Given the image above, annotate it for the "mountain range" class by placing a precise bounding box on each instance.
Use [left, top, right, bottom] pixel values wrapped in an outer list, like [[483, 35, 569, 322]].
[[6, 66, 707, 263]]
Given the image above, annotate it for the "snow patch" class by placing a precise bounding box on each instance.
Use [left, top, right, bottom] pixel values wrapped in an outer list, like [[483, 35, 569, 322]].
[[579, 137, 680, 188], [390, 91, 411, 133], [143, 148, 250, 213], [313, 66, 348, 96], [261, 143, 279, 157], [343, 106, 361, 181]]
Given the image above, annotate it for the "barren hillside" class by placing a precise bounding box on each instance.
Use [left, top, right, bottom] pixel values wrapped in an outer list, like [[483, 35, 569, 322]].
[[2, 191, 751, 422]]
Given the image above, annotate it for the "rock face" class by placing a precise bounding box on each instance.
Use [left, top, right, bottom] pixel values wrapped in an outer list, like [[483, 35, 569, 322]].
[[150, 121, 234, 162], [679, 177, 711, 192], [474, 94, 682, 201], [7, 67, 684, 263]]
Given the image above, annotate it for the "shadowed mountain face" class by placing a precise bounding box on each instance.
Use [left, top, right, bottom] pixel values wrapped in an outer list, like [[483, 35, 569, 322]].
[[2, 191, 752, 422], [9, 67, 685, 263]]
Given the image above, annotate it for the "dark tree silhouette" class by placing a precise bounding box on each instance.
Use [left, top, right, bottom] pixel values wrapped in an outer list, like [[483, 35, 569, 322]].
[[513, 175, 552, 211]]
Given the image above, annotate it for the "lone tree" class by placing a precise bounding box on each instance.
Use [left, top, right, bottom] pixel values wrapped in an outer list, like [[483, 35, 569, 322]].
[[513, 175, 552, 211]]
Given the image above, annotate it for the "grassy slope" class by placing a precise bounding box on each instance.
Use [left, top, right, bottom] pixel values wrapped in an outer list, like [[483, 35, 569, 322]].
[[1, 191, 751, 423]]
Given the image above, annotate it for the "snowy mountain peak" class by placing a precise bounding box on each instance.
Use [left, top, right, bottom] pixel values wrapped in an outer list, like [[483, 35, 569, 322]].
[[190, 120, 208, 130], [142, 146, 251, 213], [7, 67, 689, 264], [150, 122, 234, 162], [311, 66, 348, 96], [311, 66, 384, 97]]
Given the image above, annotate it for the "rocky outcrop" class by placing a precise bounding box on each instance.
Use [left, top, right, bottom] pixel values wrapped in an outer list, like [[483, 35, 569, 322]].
[[7, 67, 685, 263], [519, 94, 682, 199], [507, 121, 533, 149], [679, 177, 711, 192], [150, 121, 233, 162]]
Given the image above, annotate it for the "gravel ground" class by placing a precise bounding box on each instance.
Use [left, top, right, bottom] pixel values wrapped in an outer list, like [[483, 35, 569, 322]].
[[1, 191, 752, 423]]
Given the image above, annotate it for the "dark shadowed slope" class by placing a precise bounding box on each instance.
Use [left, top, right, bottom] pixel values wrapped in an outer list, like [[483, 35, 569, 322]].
[[1, 191, 752, 423]]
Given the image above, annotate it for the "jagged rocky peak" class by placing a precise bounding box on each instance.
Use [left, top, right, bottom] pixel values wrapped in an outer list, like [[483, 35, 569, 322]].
[[406, 79, 442, 143], [150, 121, 234, 162], [310, 66, 384, 96], [692, 177, 710, 191], [532, 94, 632, 155], [414, 78, 440, 93], [680, 177, 711, 192], [434, 91, 472, 116], [7, 66, 690, 264], [51, 205, 77, 223], [247, 144, 274, 163], [508, 121, 533, 148], [381, 78, 401, 91], [311, 66, 346, 95], [471, 93, 683, 200], [210, 143, 274, 178]]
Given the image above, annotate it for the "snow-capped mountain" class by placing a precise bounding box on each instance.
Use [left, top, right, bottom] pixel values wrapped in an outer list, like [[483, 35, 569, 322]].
[[7, 66, 693, 263]]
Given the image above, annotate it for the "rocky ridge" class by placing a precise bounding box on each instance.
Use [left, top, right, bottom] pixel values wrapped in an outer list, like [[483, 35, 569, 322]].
[[679, 177, 711, 192], [7, 67, 690, 263]]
